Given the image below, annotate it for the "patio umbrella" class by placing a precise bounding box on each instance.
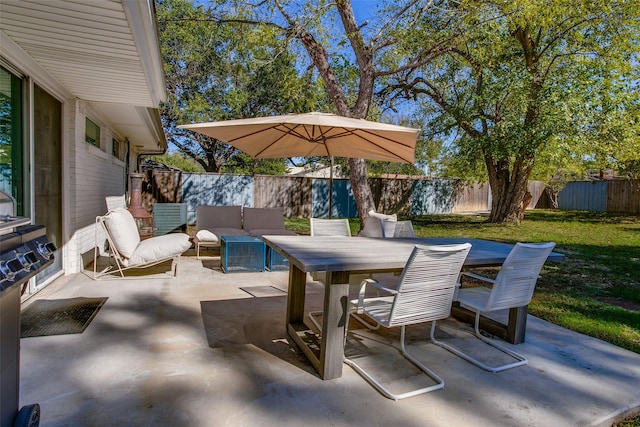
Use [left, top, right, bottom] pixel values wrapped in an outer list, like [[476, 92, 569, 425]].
[[179, 112, 420, 217]]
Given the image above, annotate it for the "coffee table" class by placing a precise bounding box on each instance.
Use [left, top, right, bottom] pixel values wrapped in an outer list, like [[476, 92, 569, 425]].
[[220, 235, 266, 273]]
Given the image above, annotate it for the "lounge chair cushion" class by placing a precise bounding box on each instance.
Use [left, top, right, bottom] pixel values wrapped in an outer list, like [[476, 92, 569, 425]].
[[103, 208, 140, 258], [128, 233, 191, 266]]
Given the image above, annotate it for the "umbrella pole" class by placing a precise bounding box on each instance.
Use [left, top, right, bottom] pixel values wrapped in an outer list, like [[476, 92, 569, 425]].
[[328, 156, 333, 219]]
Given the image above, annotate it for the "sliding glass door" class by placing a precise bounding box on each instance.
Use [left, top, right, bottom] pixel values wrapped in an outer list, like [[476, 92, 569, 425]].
[[33, 84, 62, 285]]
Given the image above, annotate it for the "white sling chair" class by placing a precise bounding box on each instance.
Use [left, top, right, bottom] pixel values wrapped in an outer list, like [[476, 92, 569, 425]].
[[344, 243, 472, 400], [94, 208, 191, 279], [432, 242, 556, 372], [307, 218, 353, 332]]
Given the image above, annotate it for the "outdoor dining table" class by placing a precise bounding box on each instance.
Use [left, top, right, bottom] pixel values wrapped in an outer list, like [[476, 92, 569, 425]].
[[262, 235, 564, 380]]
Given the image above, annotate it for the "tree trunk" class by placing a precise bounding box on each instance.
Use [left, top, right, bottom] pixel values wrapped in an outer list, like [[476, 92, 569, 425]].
[[348, 158, 375, 221], [486, 156, 532, 224], [294, 2, 377, 228]]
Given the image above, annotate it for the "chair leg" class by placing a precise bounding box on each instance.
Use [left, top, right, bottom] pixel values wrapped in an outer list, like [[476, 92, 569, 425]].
[[308, 310, 323, 334], [430, 313, 528, 373], [311, 308, 382, 336], [171, 255, 180, 277], [349, 312, 382, 331], [344, 325, 445, 400]]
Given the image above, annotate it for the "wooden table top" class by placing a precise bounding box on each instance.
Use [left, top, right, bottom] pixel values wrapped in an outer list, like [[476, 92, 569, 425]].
[[262, 236, 564, 273]]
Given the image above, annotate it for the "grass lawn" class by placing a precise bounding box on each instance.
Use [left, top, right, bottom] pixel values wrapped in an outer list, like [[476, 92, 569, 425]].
[[285, 210, 640, 354]]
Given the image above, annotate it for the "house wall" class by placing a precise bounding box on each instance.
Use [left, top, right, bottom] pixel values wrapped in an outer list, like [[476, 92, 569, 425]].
[[65, 100, 128, 274]]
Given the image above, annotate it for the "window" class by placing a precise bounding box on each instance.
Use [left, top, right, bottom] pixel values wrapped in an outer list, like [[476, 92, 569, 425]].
[[0, 65, 25, 215], [112, 138, 120, 159], [85, 118, 100, 147]]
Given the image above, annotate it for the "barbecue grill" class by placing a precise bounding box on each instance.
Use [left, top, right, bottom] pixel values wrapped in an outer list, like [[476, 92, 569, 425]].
[[0, 191, 55, 427]]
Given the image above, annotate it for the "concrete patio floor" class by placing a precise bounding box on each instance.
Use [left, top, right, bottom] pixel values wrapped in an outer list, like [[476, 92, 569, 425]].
[[18, 249, 640, 426]]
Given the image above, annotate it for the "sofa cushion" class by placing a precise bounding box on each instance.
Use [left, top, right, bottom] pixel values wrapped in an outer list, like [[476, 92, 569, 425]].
[[196, 205, 243, 230], [205, 227, 250, 240], [358, 210, 397, 238], [195, 229, 219, 243], [243, 207, 286, 232], [368, 210, 397, 222], [128, 233, 191, 266], [103, 208, 140, 258], [247, 228, 297, 237]]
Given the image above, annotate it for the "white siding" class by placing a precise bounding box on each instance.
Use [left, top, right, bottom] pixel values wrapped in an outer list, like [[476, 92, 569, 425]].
[[64, 99, 126, 274]]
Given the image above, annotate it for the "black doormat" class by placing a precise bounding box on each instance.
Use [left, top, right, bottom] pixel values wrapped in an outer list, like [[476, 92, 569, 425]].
[[21, 297, 108, 338]]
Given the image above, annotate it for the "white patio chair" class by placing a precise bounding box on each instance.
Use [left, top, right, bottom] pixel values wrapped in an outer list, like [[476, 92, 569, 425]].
[[309, 218, 351, 237], [392, 220, 415, 238], [93, 208, 192, 279], [105, 195, 127, 211], [344, 243, 472, 400], [308, 218, 352, 331], [432, 242, 556, 372]]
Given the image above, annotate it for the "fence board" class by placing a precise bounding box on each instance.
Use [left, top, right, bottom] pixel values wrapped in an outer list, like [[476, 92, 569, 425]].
[[182, 173, 253, 223], [558, 181, 607, 212], [140, 170, 569, 222], [607, 180, 640, 213], [370, 178, 413, 216], [452, 182, 489, 213], [411, 180, 454, 215], [254, 175, 311, 217], [312, 179, 358, 218]]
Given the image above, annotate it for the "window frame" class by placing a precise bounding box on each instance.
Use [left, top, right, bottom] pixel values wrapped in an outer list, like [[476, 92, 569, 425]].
[[85, 117, 101, 148]]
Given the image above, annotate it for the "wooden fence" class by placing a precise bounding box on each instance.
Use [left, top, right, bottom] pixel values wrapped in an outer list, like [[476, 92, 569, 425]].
[[140, 170, 551, 223], [535, 180, 640, 213]]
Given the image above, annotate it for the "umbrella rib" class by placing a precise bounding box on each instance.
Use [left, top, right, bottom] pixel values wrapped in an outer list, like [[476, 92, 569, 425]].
[[190, 118, 417, 163], [253, 124, 321, 157], [225, 124, 280, 144], [325, 128, 416, 163]]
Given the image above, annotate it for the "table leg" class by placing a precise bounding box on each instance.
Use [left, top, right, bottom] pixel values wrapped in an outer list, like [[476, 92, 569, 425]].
[[451, 303, 527, 344], [319, 271, 350, 380], [507, 306, 527, 344], [284, 267, 350, 380], [286, 265, 306, 325]]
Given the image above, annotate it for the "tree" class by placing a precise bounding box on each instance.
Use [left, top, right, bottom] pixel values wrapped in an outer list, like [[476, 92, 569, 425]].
[[149, 152, 204, 172], [156, 0, 324, 173], [383, 0, 639, 222], [208, 0, 460, 224]]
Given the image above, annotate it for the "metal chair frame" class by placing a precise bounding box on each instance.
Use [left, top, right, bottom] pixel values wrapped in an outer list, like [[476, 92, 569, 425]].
[[432, 242, 556, 372], [344, 243, 472, 400]]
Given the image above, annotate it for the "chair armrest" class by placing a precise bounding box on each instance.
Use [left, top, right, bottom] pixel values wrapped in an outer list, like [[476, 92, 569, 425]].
[[356, 279, 397, 314], [461, 271, 497, 285]]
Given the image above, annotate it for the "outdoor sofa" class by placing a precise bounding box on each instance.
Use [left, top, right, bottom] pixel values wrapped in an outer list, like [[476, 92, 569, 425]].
[[194, 205, 296, 258]]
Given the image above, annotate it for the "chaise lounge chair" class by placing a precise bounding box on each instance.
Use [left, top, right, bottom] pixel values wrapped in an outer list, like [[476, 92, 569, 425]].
[[94, 207, 191, 279]]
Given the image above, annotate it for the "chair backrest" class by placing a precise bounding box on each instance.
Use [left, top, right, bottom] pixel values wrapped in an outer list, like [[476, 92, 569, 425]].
[[310, 218, 351, 237], [393, 220, 415, 238], [388, 243, 472, 327], [105, 195, 127, 212], [243, 207, 285, 231], [98, 208, 141, 260], [196, 205, 242, 231], [487, 242, 556, 310]]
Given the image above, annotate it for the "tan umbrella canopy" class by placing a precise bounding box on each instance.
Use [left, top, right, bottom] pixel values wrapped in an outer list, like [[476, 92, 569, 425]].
[[179, 112, 420, 216]]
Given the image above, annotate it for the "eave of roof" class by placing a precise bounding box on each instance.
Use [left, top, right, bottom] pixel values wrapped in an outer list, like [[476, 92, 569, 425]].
[[0, 0, 167, 150]]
